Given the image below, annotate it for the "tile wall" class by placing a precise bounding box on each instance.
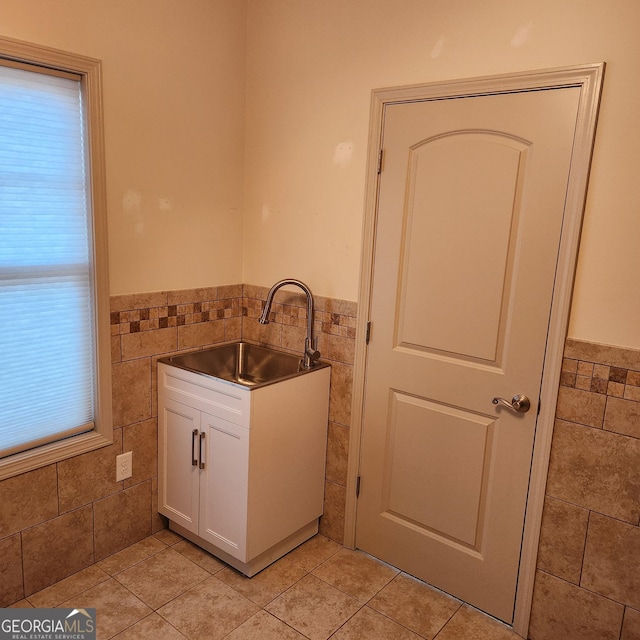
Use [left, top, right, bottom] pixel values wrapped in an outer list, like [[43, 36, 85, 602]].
[[3, 297, 638, 640], [0, 284, 356, 607], [529, 338, 640, 640]]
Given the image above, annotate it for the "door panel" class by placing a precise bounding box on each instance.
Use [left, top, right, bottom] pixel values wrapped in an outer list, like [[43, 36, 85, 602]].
[[399, 132, 527, 363], [356, 87, 582, 622], [384, 392, 495, 548], [159, 398, 200, 534], [199, 412, 249, 561]]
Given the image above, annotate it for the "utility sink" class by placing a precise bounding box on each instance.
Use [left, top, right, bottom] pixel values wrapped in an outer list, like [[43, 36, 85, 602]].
[[159, 341, 328, 389]]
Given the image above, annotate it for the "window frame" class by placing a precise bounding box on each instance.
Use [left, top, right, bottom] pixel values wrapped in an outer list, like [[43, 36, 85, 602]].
[[0, 35, 112, 480]]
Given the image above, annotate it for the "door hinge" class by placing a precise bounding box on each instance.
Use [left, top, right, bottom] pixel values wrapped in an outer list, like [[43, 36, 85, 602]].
[[356, 475, 361, 498], [377, 149, 384, 174], [365, 321, 372, 344]]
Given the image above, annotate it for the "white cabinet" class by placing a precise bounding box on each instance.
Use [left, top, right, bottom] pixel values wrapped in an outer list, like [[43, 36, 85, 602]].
[[158, 359, 330, 576]]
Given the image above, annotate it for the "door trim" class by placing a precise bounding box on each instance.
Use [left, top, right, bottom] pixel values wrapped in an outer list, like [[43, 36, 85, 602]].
[[346, 63, 604, 636]]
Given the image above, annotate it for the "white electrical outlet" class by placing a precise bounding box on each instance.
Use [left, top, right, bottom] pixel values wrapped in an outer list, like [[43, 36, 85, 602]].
[[116, 451, 133, 482]]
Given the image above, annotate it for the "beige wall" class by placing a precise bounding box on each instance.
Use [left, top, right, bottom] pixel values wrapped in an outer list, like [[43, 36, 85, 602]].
[[0, 0, 247, 295], [243, 0, 640, 351], [1, 0, 638, 348]]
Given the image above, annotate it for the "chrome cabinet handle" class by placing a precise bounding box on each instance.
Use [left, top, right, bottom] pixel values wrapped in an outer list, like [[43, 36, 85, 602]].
[[191, 429, 198, 466], [199, 432, 206, 470], [492, 394, 531, 414]]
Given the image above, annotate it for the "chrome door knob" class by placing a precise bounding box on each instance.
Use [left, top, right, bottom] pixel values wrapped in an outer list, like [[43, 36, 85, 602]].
[[492, 394, 531, 414]]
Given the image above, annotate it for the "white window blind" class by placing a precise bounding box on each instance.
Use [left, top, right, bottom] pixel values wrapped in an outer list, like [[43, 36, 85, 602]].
[[0, 62, 96, 458]]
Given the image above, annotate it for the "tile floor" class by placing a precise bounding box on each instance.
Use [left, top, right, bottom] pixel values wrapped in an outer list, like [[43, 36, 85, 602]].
[[9, 530, 523, 640]]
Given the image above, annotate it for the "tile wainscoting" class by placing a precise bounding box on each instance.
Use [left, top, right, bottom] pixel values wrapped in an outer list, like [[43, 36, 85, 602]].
[[2, 292, 638, 640], [529, 338, 640, 640], [0, 284, 356, 606]]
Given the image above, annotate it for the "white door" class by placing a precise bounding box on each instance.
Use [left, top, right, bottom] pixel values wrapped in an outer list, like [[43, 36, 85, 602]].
[[356, 86, 583, 623]]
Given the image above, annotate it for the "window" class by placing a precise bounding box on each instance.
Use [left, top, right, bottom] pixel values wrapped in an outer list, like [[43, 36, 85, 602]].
[[0, 36, 111, 479]]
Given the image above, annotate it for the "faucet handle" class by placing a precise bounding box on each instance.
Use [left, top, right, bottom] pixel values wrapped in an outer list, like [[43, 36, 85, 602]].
[[304, 337, 321, 364]]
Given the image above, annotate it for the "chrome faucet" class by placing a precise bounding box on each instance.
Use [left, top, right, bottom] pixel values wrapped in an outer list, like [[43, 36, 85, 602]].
[[259, 279, 321, 369]]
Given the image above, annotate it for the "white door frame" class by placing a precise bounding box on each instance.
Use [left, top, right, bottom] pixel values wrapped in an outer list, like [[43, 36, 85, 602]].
[[345, 63, 604, 636]]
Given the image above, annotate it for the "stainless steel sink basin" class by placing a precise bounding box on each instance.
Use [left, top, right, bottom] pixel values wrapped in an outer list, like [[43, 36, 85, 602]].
[[159, 341, 328, 388]]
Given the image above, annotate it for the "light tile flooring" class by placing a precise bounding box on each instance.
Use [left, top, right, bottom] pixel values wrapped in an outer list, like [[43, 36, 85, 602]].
[[10, 530, 523, 640]]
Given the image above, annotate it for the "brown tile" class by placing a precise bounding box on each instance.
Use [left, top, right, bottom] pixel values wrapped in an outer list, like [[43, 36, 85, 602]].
[[0, 534, 23, 606], [330, 606, 421, 640], [112, 357, 152, 428], [177, 319, 225, 349], [281, 323, 306, 354], [315, 296, 357, 318], [432, 604, 521, 639], [565, 339, 640, 371], [61, 577, 151, 639], [319, 480, 346, 544], [266, 574, 361, 640], [123, 419, 157, 488], [8, 599, 33, 608], [610, 366, 629, 384], [608, 381, 626, 397], [112, 612, 188, 640], [529, 570, 623, 640], [111, 291, 167, 313], [173, 539, 226, 574], [625, 386, 640, 402], [225, 316, 242, 341], [622, 608, 640, 640], [225, 610, 307, 640], [591, 377, 609, 394], [628, 371, 640, 387], [562, 358, 578, 373], [242, 315, 282, 347], [575, 375, 591, 390], [325, 422, 349, 485], [218, 284, 243, 299], [536, 496, 589, 584], [112, 334, 122, 363], [97, 535, 166, 575], [167, 287, 218, 305], [555, 385, 606, 428], [217, 556, 307, 607], [577, 361, 594, 377], [328, 334, 356, 365], [369, 573, 460, 638], [284, 534, 342, 571], [604, 396, 640, 439], [115, 547, 210, 609], [121, 326, 177, 360], [94, 481, 152, 560], [159, 576, 260, 640], [22, 505, 94, 595], [593, 363, 611, 380], [582, 513, 640, 609], [28, 565, 109, 607], [329, 361, 353, 426], [153, 528, 183, 546], [0, 464, 58, 538], [58, 429, 123, 512], [151, 476, 167, 534], [313, 548, 398, 602], [546, 420, 640, 522]]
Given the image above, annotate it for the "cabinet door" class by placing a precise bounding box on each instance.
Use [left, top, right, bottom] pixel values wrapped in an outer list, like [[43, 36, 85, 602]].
[[158, 397, 201, 535], [199, 412, 249, 561]]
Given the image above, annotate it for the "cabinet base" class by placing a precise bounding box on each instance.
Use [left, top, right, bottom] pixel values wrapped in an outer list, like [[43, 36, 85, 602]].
[[168, 519, 319, 577]]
